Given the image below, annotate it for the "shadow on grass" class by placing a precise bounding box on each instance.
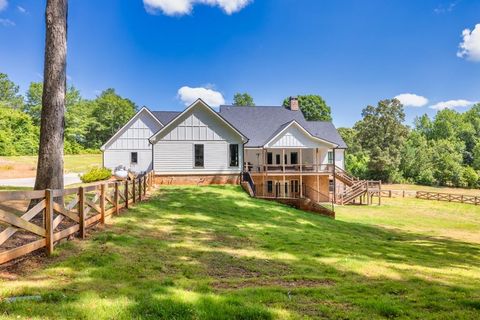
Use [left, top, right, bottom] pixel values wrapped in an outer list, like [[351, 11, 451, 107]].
[[1, 185, 480, 319]]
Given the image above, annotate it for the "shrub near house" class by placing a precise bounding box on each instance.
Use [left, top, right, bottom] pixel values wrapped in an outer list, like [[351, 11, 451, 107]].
[[80, 167, 112, 183]]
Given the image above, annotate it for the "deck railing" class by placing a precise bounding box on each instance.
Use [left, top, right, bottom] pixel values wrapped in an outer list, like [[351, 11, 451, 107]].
[[0, 171, 155, 265], [244, 164, 333, 174]]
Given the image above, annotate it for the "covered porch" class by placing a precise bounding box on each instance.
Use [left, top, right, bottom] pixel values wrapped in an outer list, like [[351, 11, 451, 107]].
[[243, 147, 335, 174]]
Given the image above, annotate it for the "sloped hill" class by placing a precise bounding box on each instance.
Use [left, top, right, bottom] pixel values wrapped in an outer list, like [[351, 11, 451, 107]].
[[1, 185, 479, 319]]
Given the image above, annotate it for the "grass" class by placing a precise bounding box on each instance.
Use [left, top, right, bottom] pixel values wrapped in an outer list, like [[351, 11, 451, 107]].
[[1, 185, 480, 319], [0, 154, 102, 179]]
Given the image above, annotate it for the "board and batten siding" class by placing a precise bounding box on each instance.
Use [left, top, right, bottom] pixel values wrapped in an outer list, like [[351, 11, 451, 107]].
[[153, 106, 243, 174], [103, 109, 162, 172]]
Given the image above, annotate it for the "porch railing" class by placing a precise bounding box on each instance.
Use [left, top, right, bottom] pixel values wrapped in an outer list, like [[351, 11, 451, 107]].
[[244, 164, 334, 174]]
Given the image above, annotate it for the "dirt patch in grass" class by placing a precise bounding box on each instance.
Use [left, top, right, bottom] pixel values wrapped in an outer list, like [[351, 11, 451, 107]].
[[212, 277, 335, 289], [202, 252, 292, 279], [0, 160, 36, 179]]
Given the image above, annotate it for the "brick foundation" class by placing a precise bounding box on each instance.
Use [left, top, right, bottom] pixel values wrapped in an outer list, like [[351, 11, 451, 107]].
[[155, 174, 240, 185]]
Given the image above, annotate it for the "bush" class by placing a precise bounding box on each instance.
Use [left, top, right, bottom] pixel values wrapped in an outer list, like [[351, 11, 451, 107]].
[[80, 167, 112, 183], [463, 167, 479, 188]]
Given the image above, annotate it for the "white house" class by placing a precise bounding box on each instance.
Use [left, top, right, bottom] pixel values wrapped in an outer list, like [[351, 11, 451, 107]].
[[102, 98, 349, 198]]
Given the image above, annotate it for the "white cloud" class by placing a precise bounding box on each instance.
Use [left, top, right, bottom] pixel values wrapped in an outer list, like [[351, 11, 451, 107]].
[[17, 6, 26, 14], [0, 18, 15, 27], [429, 99, 475, 110], [394, 93, 429, 107], [457, 24, 480, 62], [0, 0, 7, 12], [178, 86, 225, 106], [143, 0, 252, 16]]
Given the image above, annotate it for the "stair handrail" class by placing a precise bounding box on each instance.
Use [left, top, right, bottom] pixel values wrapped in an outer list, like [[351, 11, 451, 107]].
[[304, 185, 335, 213], [242, 172, 256, 195]]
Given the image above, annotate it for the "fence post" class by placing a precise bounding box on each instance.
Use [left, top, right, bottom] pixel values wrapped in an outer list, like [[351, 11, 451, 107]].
[[45, 189, 54, 255], [114, 182, 119, 215], [132, 178, 136, 204], [79, 186, 86, 239], [100, 184, 106, 224], [144, 175, 147, 197], [138, 178, 142, 202], [125, 180, 129, 209]]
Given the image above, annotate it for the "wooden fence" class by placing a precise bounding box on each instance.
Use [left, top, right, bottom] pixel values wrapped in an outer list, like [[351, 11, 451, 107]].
[[0, 171, 155, 265], [377, 190, 417, 198], [416, 191, 480, 205]]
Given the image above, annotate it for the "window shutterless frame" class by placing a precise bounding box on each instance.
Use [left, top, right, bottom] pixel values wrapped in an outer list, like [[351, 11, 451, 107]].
[[194, 144, 204, 168], [328, 151, 334, 164], [131, 152, 138, 164], [229, 144, 239, 167]]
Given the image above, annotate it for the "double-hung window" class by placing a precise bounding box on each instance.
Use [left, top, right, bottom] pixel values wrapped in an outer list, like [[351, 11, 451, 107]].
[[229, 144, 239, 167], [194, 144, 204, 167], [328, 151, 334, 164]]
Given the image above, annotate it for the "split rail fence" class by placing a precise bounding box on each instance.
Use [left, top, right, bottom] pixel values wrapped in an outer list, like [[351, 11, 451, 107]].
[[416, 191, 480, 205], [0, 171, 155, 265]]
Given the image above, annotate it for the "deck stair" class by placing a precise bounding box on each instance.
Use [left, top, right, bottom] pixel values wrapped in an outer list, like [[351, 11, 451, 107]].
[[334, 167, 381, 205]]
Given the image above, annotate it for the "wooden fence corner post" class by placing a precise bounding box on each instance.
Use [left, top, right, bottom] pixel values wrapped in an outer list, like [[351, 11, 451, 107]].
[[79, 186, 86, 239], [100, 183, 106, 224], [132, 178, 136, 204], [125, 180, 129, 209], [115, 182, 119, 215], [45, 189, 54, 255]]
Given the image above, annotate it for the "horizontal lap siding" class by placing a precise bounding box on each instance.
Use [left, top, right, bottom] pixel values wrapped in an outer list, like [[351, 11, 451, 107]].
[[104, 150, 153, 172]]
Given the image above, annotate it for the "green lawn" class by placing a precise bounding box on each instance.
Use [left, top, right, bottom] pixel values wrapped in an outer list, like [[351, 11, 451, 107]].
[[1, 185, 480, 319], [0, 154, 102, 179]]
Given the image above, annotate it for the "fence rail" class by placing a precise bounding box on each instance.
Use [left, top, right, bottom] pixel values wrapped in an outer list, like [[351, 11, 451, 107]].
[[416, 191, 480, 205], [0, 171, 155, 265]]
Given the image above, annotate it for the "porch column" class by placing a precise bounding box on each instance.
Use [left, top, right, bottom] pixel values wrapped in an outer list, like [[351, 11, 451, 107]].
[[300, 148, 303, 198], [282, 149, 285, 172], [316, 174, 320, 202], [314, 148, 318, 172]]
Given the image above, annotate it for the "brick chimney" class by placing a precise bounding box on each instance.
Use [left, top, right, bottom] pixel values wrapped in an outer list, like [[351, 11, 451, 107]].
[[289, 96, 299, 111]]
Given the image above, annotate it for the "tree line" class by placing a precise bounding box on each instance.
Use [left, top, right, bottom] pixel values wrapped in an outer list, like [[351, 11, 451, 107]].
[[0, 73, 137, 156], [340, 99, 480, 188]]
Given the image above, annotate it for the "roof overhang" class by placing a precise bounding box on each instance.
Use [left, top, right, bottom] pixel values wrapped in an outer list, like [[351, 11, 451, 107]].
[[263, 120, 339, 148], [149, 99, 249, 144], [100, 107, 163, 151]]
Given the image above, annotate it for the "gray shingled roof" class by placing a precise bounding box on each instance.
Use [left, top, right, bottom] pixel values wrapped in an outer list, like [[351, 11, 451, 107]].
[[149, 106, 346, 148], [152, 111, 181, 126], [219, 106, 347, 148]]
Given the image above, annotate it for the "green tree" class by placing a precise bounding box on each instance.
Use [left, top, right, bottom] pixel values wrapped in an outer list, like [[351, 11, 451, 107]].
[[0, 107, 38, 155], [24, 82, 81, 126], [282, 95, 332, 121], [400, 131, 434, 185], [88, 89, 137, 148], [0, 73, 23, 109], [65, 99, 97, 153], [233, 93, 255, 106], [354, 98, 408, 182]]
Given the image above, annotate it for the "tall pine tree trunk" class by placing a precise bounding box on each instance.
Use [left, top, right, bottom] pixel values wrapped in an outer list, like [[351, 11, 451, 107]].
[[34, 0, 68, 191]]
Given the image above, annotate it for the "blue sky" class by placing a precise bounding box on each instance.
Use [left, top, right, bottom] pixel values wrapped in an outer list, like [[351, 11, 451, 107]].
[[0, 0, 479, 127]]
